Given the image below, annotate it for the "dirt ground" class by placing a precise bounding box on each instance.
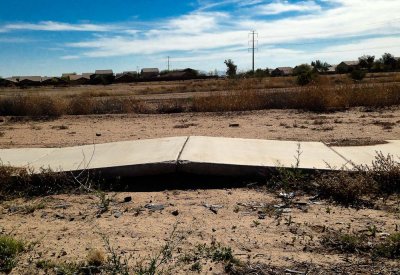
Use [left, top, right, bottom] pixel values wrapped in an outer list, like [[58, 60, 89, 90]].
[[1, 189, 399, 274], [0, 107, 399, 148]]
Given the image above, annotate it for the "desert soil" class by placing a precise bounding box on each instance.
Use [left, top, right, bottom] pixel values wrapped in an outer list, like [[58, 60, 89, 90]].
[[0, 107, 400, 148], [1, 189, 399, 274]]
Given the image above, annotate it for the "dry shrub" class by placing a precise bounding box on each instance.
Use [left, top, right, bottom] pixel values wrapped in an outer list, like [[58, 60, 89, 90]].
[[317, 171, 376, 205], [87, 249, 106, 267], [68, 95, 95, 115], [157, 100, 187, 113], [191, 90, 267, 112], [0, 95, 65, 117], [0, 164, 78, 199], [367, 152, 400, 194]]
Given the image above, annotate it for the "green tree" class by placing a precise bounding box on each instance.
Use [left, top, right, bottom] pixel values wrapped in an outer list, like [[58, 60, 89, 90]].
[[380, 53, 397, 70], [224, 59, 237, 78], [358, 55, 375, 69], [311, 60, 330, 73], [293, 64, 316, 86]]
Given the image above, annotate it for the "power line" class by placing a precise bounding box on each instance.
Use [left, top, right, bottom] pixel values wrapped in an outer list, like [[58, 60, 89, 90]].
[[248, 30, 258, 72]]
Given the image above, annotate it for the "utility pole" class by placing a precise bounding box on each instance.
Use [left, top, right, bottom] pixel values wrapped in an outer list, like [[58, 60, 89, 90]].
[[248, 30, 258, 73], [167, 56, 170, 71]]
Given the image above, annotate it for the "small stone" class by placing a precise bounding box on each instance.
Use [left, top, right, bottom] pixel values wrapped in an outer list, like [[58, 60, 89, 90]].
[[96, 133, 102, 137], [114, 211, 122, 218], [123, 196, 132, 203], [145, 204, 165, 211], [171, 210, 179, 216], [55, 214, 65, 219], [229, 123, 240, 127]]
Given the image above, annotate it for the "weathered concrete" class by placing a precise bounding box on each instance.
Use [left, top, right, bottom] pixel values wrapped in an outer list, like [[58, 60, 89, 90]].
[[1, 137, 398, 178], [0, 148, 56, 168], [178, 136, 349, 176], [0, 137, 188, 176], [331, 140, 400, 167]]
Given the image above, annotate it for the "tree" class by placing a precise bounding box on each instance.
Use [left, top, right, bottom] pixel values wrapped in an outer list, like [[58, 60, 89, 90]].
[[293, 64, 316, 86], [380, 53, 397, 70], [358, 55, 375, 69], [311, 60, 330, 73], [224, 59, 237, 78]]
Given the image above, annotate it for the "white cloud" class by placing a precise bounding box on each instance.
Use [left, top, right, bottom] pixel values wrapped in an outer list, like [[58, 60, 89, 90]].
[[60, 55, 80, 60], [0, 21, 117, 32], [256, 0, 321, 15]]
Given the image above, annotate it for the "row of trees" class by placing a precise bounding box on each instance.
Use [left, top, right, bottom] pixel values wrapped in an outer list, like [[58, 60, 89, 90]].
[[224, 52, 399, 84]]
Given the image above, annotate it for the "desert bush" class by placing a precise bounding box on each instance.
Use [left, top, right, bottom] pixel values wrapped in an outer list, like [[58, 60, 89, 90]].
[[366, 152, 400, 194], [68, 95, 95, 115], [0, 164, 81, 199], [321, 231, 368, 253], [373, 233, 400, 259], [350, 69, 367, 81], [0, 235, 25, 272], [317, 171, 376, 205]]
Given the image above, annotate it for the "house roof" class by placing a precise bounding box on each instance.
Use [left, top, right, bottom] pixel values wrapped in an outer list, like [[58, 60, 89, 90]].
[[82, 73, 94, 77], [19, 76, 42, 82], [276, 67, 293, 74], [327, 65, 337, 72], [70, 75, 90, 81], [62, 73, 77, 77], [340, 61, 359, 66], [95, 70, 113, 75], [141, 68, 159, 73], [5, 77, 19, 83]]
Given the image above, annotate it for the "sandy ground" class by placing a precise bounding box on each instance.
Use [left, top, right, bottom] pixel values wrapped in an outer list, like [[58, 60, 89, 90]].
[[0, 107, 399, 148], [1, 189, 399, 274]]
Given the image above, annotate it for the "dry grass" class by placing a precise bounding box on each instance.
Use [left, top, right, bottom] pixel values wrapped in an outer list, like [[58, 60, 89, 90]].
[[0, 78, 399, 117]]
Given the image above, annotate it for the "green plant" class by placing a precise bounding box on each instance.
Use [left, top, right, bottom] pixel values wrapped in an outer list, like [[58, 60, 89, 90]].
[[190, 261, 202, 273], [224, 59, 237, 78], [373, 233, 400, 259], [0, 235, 25, 272], [321, 232, 367, 253], [350, 69, 366, 81]]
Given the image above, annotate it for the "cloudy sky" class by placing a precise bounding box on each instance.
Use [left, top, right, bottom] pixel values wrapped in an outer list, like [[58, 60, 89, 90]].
[[0, 0, 399, 77]]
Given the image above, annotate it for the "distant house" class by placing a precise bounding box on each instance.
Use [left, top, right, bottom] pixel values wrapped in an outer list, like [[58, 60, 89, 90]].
[[326, 65, 337, 74], [62, 73, 77, 79], [141, 68, 159, 78], [41, 77, 64, 85], [95, 70, 114, 76], [82, 73, 94, 78], [160, 68, 199, 80], [5, 77, 19, 83], [16, 76, 42, 86], [69, 75, 91, 85], [271, 67, 293, 76], [115, 71, 138, 83], [0, 78, 16, 87], [336, 61, 359, 73]]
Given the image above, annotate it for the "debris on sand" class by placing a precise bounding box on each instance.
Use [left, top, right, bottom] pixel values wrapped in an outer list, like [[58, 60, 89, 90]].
[[145, 204, 165, 211], [204, 204, 223, 214]]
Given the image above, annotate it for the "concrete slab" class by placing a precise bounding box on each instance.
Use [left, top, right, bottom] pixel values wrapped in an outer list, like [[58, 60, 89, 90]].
[[2, 137, 188, 177], [0, 148, 56, 167], [331, 140, 400, 167], [178, 136, 349, 176]]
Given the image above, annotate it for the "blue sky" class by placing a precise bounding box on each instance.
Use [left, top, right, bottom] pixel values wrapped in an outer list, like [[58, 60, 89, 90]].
[[0, 0, 399, 77]]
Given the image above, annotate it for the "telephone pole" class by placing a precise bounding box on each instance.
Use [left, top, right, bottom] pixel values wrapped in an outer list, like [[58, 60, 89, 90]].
[[167, 56, 170, 71], [248, 30, 258, 73]]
